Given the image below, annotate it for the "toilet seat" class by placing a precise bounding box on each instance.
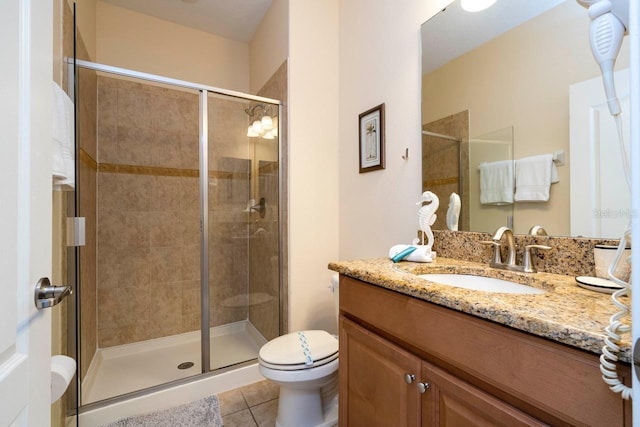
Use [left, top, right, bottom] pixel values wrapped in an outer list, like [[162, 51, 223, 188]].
[[259, 330, 338, 371]]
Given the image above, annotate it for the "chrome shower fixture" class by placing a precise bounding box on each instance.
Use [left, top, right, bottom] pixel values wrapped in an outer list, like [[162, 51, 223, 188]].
[[250, 197, 266, 218]]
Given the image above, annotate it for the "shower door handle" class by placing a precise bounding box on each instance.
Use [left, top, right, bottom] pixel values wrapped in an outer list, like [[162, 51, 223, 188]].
[[34, 277, 72, 309]]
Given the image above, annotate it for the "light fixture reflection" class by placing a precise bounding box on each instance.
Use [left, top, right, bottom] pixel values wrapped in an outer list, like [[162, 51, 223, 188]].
[[247, 126, 260, 137], [244, 103, 278, 140], [261, 115, 273, 130], [252, 120, 263, 134], [460, 0, 497, 12]]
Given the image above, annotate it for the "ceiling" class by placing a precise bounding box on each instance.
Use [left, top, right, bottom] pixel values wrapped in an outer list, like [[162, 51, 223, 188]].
[[421, 0, 564, 74], [101, 0, 273, 43]]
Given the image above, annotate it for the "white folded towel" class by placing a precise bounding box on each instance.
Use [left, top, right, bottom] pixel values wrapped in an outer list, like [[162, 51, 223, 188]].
[[52, 82, 75, 191], [514, 154, 559, 202], [478, 160, 514, 205]]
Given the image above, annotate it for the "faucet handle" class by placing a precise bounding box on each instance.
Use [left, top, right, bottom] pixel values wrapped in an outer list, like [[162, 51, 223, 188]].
[[529, 225, 548, 236], [523, 245, 551, 273], [480, 241, 502, 264]]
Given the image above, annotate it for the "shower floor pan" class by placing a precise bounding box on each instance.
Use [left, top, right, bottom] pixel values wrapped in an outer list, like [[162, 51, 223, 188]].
[[82, 320, 266, 404]]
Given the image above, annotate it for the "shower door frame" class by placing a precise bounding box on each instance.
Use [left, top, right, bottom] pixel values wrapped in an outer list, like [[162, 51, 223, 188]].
[[72, 59, 285, 411]]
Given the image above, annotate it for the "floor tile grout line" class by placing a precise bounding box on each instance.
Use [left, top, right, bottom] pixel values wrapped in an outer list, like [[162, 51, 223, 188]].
[[240, 392, 261, 426]]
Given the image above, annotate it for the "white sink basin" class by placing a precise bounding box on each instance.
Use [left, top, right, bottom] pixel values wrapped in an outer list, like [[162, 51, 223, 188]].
[[417, 273, 546, 294]]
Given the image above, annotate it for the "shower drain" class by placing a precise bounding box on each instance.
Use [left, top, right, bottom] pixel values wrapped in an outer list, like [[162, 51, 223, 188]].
[[177, 362, 195, 370]]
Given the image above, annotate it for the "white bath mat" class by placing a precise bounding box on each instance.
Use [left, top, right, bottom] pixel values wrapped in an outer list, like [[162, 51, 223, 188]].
[[99, 395, 223, 427]]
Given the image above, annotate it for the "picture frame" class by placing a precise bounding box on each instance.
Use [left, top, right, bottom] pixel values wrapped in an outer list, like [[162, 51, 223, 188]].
[[358, 103, 385, 173]]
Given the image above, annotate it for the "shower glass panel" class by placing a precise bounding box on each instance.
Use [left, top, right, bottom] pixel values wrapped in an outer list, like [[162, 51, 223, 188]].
[[78, 68, 204, 404], [205, 94, 280, 370]]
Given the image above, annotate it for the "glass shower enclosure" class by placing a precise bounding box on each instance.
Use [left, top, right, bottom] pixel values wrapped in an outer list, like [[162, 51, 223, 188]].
[[70, 60, 283, 409]]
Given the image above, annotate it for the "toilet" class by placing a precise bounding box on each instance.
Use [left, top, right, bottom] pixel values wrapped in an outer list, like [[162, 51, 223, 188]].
[[258, 277, 339, 427]]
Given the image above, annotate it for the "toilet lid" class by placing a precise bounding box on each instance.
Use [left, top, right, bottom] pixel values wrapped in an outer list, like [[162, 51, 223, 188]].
[[259, 330, 338, 369]]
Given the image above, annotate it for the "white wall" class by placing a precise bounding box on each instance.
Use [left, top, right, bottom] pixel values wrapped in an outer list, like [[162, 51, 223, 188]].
[[287, 0, 340, 333], [96, 2, 250, 92], [249, 0, 288, 94], [337, 0, 447, 260], [69, 0, 97, 60]]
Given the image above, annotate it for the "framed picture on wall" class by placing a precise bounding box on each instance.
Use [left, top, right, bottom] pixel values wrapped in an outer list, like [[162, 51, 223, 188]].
[[358, 103, 385, 173]]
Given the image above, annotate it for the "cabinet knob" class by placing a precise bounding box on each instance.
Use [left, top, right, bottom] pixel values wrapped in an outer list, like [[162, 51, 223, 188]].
[[417, 382, 430, 394], [404, 373, 416, 384]]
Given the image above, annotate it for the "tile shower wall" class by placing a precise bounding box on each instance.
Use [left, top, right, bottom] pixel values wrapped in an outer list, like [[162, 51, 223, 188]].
[[96, 76, 256, 347]]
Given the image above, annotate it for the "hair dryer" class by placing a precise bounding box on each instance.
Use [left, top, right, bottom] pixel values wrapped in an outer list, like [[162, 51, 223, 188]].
[[576, 0, 633, 400], [577, 0, 629, 116]]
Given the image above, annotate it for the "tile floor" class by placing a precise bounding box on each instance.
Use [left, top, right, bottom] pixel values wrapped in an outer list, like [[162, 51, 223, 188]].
[[219, 379, 280, 427]]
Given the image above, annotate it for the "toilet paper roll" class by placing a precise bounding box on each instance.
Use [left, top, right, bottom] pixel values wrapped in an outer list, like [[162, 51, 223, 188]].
[[51, 355, 76, 403]]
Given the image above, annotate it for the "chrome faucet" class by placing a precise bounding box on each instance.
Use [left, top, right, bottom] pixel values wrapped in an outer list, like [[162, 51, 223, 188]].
[[492, 226, 516, 266], [481, 226, 551, 273]]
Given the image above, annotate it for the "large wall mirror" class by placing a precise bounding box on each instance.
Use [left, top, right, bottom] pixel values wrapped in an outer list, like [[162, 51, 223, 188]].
[[421, 0, 631, 238]]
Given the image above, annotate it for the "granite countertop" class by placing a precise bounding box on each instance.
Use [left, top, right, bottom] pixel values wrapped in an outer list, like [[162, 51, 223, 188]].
[[328, 257, 631, 363]]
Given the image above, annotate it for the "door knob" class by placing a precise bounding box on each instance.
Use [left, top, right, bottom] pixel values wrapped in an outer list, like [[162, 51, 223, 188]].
[[34, 277, 72, 309], [404, 373, 416, 384], [417, 382, 430, 394]]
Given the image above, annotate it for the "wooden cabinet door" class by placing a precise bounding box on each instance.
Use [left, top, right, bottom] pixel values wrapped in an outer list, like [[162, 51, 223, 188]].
[[421, 361, 546, 427], [340, 317, 422, 427]]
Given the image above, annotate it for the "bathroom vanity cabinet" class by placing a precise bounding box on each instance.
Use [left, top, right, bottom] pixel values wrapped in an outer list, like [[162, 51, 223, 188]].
[[338, 275, 632, 426]]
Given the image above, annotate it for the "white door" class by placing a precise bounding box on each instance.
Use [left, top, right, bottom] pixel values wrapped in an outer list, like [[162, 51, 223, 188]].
[[569, 68, 631, 238], [0, 1, 54, 426]]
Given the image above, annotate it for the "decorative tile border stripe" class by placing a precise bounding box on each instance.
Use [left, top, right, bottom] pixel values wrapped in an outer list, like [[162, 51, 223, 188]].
[[98, 162, 252, 180], [79, 148, 98, 171], [80, 148, 258, 179], [98, 162, 199, 178], [424, 176, 459, 187]]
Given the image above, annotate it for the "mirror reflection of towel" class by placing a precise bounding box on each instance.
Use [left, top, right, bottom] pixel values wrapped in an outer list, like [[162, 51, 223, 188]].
[[514, 154, 559, 202], [479, 160, 514, 205]]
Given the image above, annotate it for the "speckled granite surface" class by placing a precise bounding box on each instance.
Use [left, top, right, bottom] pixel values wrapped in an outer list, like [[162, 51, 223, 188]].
[[432, 230, 622, 277], [328, 257, 631, 363]]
